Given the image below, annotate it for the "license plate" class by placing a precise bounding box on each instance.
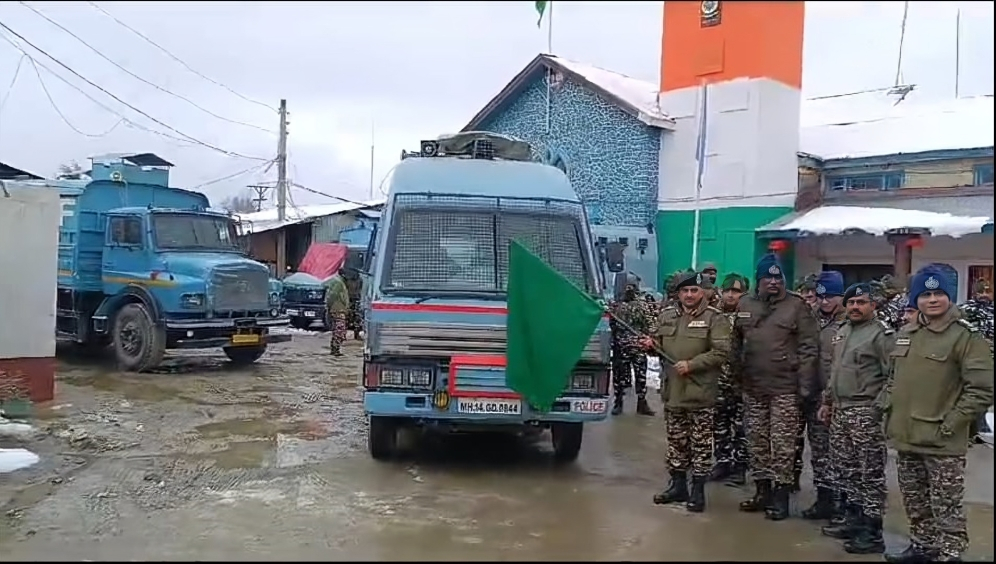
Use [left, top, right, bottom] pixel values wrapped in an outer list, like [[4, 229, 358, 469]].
[[285, 308, 299, 316], [303, 310, 316, 318], [570, 399, 607, 414], [231, 334, 261, 345], [456, 397, 521, 415]]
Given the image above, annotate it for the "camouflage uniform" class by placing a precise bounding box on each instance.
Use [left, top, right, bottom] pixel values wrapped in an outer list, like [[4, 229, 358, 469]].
[[791, 274, 820, 489], [883, 301, 993, 563], [712, 310, 748, 482], [344, 276, 364, 340], [324, 274, 351, 356], [732, 256, 819, 522], [652, 271, 731, 513], [610, 279, 655, 415]]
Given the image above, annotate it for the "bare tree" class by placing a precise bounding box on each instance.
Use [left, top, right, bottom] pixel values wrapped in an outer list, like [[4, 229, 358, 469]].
[[219, 193, 257, 214], [55, 159, 88, 180]]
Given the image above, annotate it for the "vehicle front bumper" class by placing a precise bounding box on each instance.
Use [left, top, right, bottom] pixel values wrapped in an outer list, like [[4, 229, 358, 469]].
[[165, 315, 292, 348], [363, 390, 609, 424], [283, 304, 326, 320]]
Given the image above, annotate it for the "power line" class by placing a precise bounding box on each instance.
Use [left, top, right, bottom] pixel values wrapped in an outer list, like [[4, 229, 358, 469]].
[[191, 161, 273, 190], [27, 57, 124, 138], [18, 1, 275, 135], [85, 1, 275, 114], [0, 53, 26, 113], [0, 19, 269, 161], [291, 181, 376, 208]]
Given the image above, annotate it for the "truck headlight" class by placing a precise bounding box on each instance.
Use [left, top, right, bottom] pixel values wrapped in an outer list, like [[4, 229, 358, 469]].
[[571, 372, 595, 391], [380, 368, 405, 387], [180, 293, 206, 308], [408, 369, 432, 388], [269, 292, 280, 306]]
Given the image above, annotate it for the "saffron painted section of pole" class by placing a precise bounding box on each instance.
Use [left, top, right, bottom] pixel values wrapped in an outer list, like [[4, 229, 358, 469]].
[[690, 82, 709, 271]]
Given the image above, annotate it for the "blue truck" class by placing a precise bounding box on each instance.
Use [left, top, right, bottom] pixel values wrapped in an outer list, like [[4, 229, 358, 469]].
[[42, 153, 289, 371], [362, 133, 612, 462]]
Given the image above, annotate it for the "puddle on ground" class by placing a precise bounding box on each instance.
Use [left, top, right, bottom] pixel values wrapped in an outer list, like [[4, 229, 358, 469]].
[[62, 374, 187, 403], [189, 416, 347, 469], [194, 417, 329, 441]]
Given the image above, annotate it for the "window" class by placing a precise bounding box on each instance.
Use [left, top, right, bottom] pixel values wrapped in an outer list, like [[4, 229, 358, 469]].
[[968, 265, 993, 299], [384, 209, 590, 293], [109, 216, 143, 246], [152, 213, 238, 251], [828, 172, 904, 191], [974, 164, 994, 186]]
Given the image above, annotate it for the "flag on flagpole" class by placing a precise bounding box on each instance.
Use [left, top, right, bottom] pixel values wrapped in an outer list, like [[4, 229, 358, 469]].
[[536, 0, 548, 27]]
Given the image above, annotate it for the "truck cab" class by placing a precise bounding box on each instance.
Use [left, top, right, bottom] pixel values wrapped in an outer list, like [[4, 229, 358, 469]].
[[362, 133, 612, 462], [53, 153, 289, 371]]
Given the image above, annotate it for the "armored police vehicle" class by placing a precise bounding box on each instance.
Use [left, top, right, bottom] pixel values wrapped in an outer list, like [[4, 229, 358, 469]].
[[43, 153, 289, 371], [362, 132, 612, 462]]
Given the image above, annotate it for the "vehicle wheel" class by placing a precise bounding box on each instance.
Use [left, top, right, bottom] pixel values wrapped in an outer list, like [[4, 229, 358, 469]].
[[112, 303, 166, 372], [290, 318, 311, 330], [368, 416, 398, 461], [223, 345, 267, 365], [551, 422, 584, 463]]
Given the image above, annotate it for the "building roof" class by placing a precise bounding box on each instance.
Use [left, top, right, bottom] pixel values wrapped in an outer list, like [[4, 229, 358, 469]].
[[0, 161, 43, 180], [462, 54, 675, 131], [241, 199, 385, 234], [757, 192, 994, 238], [800, 90, 994, 161]]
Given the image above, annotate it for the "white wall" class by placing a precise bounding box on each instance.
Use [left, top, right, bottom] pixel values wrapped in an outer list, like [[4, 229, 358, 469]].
[[0, 184, 60, 360], [796, 234, 994, 302], [657, 78, 800, 212]]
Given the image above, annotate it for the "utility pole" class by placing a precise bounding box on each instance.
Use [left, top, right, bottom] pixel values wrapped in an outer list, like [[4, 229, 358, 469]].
[[276, 99, 289, 277], [247, 184, 271, 212]]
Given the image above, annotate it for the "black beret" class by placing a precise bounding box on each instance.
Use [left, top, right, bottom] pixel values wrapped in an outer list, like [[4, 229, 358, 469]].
[[674, 270, 705, 291], [843, 283, 873, 302]]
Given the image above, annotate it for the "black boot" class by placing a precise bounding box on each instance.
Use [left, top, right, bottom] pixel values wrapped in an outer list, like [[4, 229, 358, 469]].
[[725, 463, 746, 487], [611, 395, 624, 416], [636, 397, 656, 416], [791, 469, 801, 493], [709, 462, 732, 483], [739, 479, 772, 512], [764, 483, 791, 521], [884, 544, 940, 563], [826, 491, 847, 526], [822, 503, 861, 539], [653, 471, 688, 505], [844, 514, 885, 554], [686, 476, 706, 513], [801, 486, 835, 520]]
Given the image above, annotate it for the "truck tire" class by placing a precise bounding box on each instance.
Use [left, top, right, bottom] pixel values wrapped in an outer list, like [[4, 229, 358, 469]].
[[368, 416, 398, 461], [223, 345, 267, 365], [112, 303, 166, 372], [551, 422, 584, 463]]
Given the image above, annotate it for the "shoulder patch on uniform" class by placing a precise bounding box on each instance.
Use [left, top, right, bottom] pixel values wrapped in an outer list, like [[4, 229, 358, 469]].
[[956, 318, 979, 332], [831, 334, 844, 343], [705, 305, 722, 314], [737, 311, 752, 318]]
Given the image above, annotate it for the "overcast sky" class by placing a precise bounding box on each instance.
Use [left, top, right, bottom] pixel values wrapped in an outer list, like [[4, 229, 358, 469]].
[[0, 1, 992, 208]]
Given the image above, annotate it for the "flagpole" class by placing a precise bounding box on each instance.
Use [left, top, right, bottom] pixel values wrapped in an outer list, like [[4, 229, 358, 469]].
[[547, 1, 553, 54], [690, 81, 708, 270]]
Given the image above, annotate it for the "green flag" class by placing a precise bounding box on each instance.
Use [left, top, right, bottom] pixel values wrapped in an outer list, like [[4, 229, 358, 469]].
[[535, 0, 548, 27], [506, 240, 604, 412]]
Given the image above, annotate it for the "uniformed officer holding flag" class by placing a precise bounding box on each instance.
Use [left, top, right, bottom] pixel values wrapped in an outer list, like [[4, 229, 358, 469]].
[[649, 270, 731, 513]]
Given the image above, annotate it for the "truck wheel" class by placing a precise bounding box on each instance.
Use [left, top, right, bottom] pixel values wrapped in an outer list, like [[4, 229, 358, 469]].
[[368, 416, 398, 461], [112, 303, 166, 372], [551, 422, 584, 463], [223, 345, 267, 365]]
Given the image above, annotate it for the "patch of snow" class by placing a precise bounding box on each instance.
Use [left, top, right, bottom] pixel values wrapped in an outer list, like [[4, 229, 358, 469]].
[[548, 56, 672, 128], [981, 410, 994, 447], [240, 199, 385, 234], [800, 91, 993, 160], [0, 448, 39, 473], [646, 357, 661, 391], [777, 206, 991, 238], [0, 419, 34, 439]]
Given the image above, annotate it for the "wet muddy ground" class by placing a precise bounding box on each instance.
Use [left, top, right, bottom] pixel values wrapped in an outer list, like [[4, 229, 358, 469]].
[[1, 331, 992, 561]]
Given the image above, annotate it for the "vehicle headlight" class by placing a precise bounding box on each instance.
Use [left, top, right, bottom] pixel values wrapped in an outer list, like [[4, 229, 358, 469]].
[[571, 372, 595, 391], [380, 368, 405, 387], [180, 293, 205, 308], [269, 292, 280, 306], [408, 369, 432, 388]]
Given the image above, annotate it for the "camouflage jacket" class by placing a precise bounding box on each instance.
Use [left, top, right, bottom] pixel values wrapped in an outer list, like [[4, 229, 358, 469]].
[[611, 297, 655, 351]]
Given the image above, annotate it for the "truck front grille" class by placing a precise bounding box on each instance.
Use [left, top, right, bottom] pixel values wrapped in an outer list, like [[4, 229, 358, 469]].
[[211, 267, 269, 312]]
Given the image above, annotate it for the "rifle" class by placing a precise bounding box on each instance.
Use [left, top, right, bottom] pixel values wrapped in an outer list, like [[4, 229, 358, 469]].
[[605, 308, 682, 381]]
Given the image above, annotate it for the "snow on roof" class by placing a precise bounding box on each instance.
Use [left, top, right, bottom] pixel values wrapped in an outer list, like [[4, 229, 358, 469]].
[[760, 205, 992, 239], [547, 56, 673, 128], [240, 198, 385, 234], [800, 91, 994, 160]]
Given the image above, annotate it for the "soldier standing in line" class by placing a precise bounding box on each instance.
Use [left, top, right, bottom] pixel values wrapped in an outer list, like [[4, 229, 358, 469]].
[[797, 271, 846, 511], [343, 273, 364, 340], [796, 274, 819, 309], [883, 267, 994, 563], [610, 274, 656, 416], [731, 253, 819, 521], [711, 272, 750, 485], [817, 282, 892, 554], [650, 271, 731, 513], [324, 272, 351, 356]]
